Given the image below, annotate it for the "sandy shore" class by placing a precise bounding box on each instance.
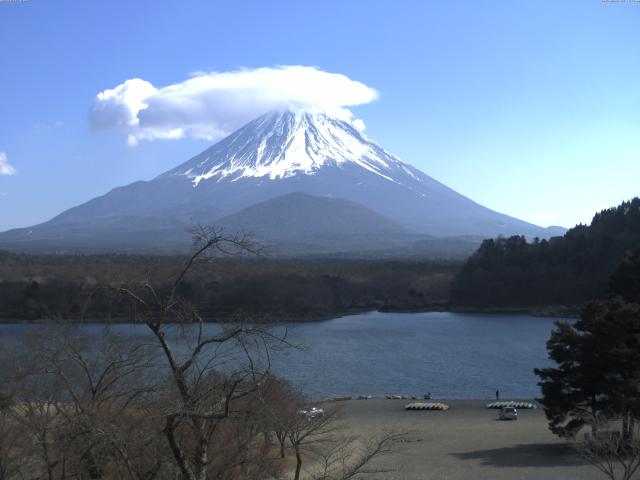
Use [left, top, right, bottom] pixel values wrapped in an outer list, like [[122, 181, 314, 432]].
[[329, 399, 601, 480]]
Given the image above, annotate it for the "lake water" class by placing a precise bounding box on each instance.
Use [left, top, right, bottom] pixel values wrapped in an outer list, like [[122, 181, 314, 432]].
[[0, 311, 561, 400]]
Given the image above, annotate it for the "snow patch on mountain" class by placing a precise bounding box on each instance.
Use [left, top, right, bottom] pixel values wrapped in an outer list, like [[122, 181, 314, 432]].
[[169, 111, 414, 186]]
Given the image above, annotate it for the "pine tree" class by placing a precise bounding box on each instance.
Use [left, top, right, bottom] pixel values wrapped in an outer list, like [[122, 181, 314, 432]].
[[535, 299, 640, 440], [611, 247, 640, 304]]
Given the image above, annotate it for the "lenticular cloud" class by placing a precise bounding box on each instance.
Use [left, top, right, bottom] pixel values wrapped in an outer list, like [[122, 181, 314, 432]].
[[88, 66, 379, 146]]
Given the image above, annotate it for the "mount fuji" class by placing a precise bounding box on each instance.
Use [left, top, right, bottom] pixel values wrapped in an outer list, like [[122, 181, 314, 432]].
[[0, 110, 564, 256]]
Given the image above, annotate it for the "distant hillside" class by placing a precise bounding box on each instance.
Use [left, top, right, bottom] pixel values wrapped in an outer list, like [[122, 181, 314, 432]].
[[216, 192, 406, 239], [0, 192, 482, 259], [215, 192, 480, 258], [450, 198, 640, 310]]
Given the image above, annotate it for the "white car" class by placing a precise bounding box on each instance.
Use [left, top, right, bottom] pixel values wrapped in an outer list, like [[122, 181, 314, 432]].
[[499, 406, 518, 420], [299, 407, 324, 418]]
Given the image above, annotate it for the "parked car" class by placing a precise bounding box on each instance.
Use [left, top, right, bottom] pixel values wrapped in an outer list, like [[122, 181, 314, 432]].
[[499, 406, 518, 420], [298, 407, 324, 419]]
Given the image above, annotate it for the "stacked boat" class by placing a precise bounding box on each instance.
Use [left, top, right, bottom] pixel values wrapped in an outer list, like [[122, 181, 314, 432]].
[[404, 402, 450, 411], [486, 401, 537, 409]]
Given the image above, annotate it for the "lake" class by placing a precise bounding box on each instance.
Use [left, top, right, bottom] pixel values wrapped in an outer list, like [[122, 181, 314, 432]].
[[0, 311, 562, 400]]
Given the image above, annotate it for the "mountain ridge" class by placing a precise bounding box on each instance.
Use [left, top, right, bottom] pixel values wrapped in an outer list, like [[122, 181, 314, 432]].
[[0, 110, 566, 255]]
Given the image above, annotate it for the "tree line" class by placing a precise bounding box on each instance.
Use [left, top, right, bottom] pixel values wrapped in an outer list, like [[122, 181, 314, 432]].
[[450, 198, 640, 310], [0, 250, 457, 322]]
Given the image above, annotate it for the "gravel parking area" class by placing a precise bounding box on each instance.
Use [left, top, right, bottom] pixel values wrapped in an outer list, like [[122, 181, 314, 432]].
[[330, 399, 602, 480]]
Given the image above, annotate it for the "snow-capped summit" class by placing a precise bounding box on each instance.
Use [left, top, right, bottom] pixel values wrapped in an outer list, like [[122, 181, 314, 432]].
[[0, 110, 566, 254], [163, 110, 414, 185]]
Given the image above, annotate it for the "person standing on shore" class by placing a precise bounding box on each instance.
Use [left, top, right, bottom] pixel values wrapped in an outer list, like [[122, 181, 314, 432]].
[[496, 389, 500, 401]]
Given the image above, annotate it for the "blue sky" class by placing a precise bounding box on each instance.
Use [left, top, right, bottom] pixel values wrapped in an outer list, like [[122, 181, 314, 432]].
[[0, 0, 639, 231]]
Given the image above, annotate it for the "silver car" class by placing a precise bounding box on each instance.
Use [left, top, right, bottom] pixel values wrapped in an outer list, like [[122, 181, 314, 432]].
[[499, 406, 518, 420], [298, 407, 324, 419]]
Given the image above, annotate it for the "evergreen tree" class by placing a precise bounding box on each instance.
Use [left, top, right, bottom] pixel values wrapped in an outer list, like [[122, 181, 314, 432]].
[[611, 247, 640, 304], [535, 298, 640, 440]]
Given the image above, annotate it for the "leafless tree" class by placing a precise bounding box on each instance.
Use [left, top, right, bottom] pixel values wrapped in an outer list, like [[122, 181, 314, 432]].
[[286, 404, 408, 480], [255, 377, 303, 459], [0, 337, 69, 480], [110, 227, 288, 480], [1, 327, 168, 480], [287, 405, 343, 480], [0, 390, 25, 480], [308, 429, 408, 480], [579, 413, 640, 480], [39, 331, 164, 480]]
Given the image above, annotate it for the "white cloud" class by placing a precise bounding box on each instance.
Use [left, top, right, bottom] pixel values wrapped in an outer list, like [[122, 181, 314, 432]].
[[88, 66, 379, 145], [0, 152, 16, 176]]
